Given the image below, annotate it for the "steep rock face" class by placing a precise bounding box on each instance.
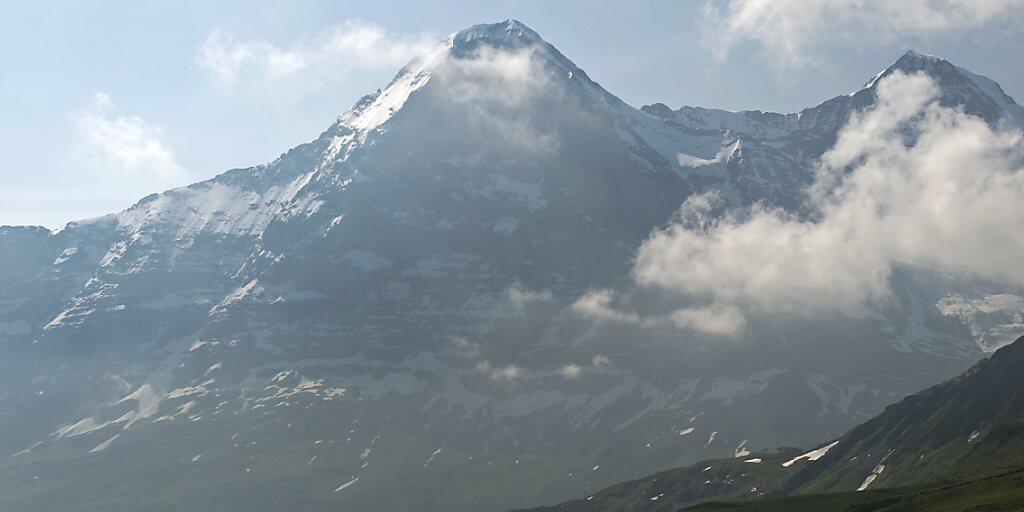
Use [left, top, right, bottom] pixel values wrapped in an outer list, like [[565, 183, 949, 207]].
[[0, 22, 1020, 512]]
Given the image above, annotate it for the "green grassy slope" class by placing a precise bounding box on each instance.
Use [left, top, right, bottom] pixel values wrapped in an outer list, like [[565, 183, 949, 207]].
[[683, 467, 1024, 511], [781, 337, 1024, 495], [520, 454, 797, 512], [519, 336, 1024, 511]]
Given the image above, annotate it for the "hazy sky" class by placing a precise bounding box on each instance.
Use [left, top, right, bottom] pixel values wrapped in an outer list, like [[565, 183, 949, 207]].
[[3, 0, 1023, 228]]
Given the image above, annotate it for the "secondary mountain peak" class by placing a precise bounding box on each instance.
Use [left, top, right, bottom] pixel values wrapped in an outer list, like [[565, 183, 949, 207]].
[[897, 48, 940, 63], [863, 49, 951, 89], [860, 49, 1022, 124]]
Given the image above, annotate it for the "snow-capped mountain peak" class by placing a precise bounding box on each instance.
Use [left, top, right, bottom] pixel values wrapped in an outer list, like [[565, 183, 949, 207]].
[[447, 19, 545, 49], [336, 20, 587, 135], [860, 49, 1023, 125]]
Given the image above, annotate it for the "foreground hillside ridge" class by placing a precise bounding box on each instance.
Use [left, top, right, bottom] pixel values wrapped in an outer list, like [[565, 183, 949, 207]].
[[523, 336, 1024, 511], [1, 20, 1022, 512], [684, 467, 1024, 512]]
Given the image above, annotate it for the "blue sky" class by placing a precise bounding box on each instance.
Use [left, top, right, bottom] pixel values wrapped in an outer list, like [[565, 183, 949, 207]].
[[3, 0, 1023, 228]]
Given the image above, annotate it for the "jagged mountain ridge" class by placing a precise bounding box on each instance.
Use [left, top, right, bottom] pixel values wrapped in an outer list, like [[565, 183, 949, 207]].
[[644, 50, 1024, 156], [0, 20, 1021, 512]]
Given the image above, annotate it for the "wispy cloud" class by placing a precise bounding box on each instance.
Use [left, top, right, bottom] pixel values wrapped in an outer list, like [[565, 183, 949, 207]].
[[701, 0, 1024, 71], [572, 289, 650, 325], [450, 336, 482, 359], [195, 19, 434, 92], [556, 355, 614, 379], [70, 93, 188, 184], [477, 361, 523, 381], [558, 364, 583, 379], [571, 289, 747, 337], [431, 45, 562, 152], [507, 284, 554, 311]]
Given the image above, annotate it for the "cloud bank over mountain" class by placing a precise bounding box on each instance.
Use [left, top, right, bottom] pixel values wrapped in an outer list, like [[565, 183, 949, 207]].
[[432, 44, 563, 152], [628, 71, 1024, 333]]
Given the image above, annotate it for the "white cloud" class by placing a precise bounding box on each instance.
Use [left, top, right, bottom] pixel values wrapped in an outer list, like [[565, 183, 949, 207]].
[[701, 0, 1024, 71], [2, 93, 187, 227], [489, 364, 523, 381], [631, 71, 1024, 330], [450, 336, 481, 358], [475, 360, 523, 380], [195, 19, 434, 90], [435, 45, 556, 107], [572, 289, 651, 325], [507, 285, 554, 311], [571, 288, 746, 337], [558, 364, 583, 379], [432, 45, 561, 152], [668, 304, 748, 337], [70, 93, 188, 184], [591, 354, 611, 368]]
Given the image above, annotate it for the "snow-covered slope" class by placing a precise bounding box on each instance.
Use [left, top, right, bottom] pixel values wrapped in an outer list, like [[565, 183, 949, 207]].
[[0, 22, 1019, 512]]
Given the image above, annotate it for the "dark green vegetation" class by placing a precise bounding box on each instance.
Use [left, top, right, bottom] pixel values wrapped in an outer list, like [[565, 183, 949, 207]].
[[521, 454, 795, 512], [524, 336, 1024, 511], [684, 467, 1024, 511]]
